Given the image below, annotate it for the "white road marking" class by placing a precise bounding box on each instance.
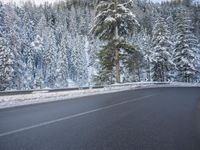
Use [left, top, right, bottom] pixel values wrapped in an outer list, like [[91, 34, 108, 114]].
[[0, 94, 155, 137]]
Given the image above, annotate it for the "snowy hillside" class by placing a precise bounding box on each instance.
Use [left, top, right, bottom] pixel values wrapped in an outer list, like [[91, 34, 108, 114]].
[[0, 0, 200, 91]]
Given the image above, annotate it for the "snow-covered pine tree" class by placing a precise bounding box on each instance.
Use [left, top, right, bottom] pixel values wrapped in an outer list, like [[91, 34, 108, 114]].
[[151, 16, 174, 82], [26, 42, 35, 88], [68, 4, 78, 36], [36, 14, 47, 37], [95, 41, 115, 84], [174, 7, 199, 82], [86, 38, 101, 86], [122, 43, 143, 82], [20, 7, 37, 82], [141, 32, 152, 81], [0, 2, 5, 35], [196, 42, 200, 82], [56, 33, 69, 88], [0, 36, 15, 91], [70, 35, 88, 87], [193, 4, 200, 40], [31, 35, 44, 89], [129, 30, 151, 82], [3, 5, 26, 90], [43, 27, 57, 88], [92, 0, 139, 83]]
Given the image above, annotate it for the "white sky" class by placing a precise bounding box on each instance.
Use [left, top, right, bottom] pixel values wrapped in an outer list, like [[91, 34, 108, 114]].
[[1, 0, 170, 5]]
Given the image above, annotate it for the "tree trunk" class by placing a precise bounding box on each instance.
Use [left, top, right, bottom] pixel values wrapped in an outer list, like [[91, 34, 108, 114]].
[[137, 66, 141, 82], [114, 0, 120, 83], [115, 48, 120, 83], [147, 59, 151, 81]]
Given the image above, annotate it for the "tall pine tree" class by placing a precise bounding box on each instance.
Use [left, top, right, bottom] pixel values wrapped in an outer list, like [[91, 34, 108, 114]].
[[151, 16, 174, 82], [92, 0, 139, 83], [174, 8, 199, 82]]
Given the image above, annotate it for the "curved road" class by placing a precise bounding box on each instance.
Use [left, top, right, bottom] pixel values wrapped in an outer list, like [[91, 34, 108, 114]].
[[0, 87, 200, 150]]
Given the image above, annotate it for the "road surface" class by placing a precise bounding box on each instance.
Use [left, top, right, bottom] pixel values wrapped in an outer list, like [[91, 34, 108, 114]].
[[0, 87, 200, 150]]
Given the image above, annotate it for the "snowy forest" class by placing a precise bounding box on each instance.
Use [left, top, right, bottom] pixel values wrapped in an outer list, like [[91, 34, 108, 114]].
[[0, 0, 200, 91]]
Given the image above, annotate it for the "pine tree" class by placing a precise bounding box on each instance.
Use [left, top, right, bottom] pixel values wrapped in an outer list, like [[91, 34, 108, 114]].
[[92, 0, 139, 83], [31, 35, 44, 89], [174, 7, 199, 82], [96, 42, 115, 84], [36, 14, 47, 37], [130, 30, 151, 82], [70, 35, 88, 86], [0, 36, 15, 91], [87, 39, 101, 86], [3, 5, 25, 90], [0, 2, 5, 35], [56, 33, 69, 87], [123, 45, 143, 82], [26, 42, 35, 88], [43, 27, 57, 88], [151, 16, 174, 82]]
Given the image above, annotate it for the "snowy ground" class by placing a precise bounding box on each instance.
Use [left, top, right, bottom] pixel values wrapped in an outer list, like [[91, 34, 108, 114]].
[[0, 82, 199, 109]]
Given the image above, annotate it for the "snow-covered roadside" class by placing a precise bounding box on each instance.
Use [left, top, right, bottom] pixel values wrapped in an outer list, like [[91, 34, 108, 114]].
[[0, 86, 134, 109], [0, 82, 199, 109]]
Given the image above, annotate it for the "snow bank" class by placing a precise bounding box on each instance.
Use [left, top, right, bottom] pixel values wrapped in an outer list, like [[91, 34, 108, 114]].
[[0, 82, 199, 109], [0, 86, 133, 109]]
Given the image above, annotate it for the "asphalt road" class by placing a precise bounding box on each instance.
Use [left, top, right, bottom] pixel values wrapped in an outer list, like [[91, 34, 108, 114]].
[[0, 87, 200, 150]]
